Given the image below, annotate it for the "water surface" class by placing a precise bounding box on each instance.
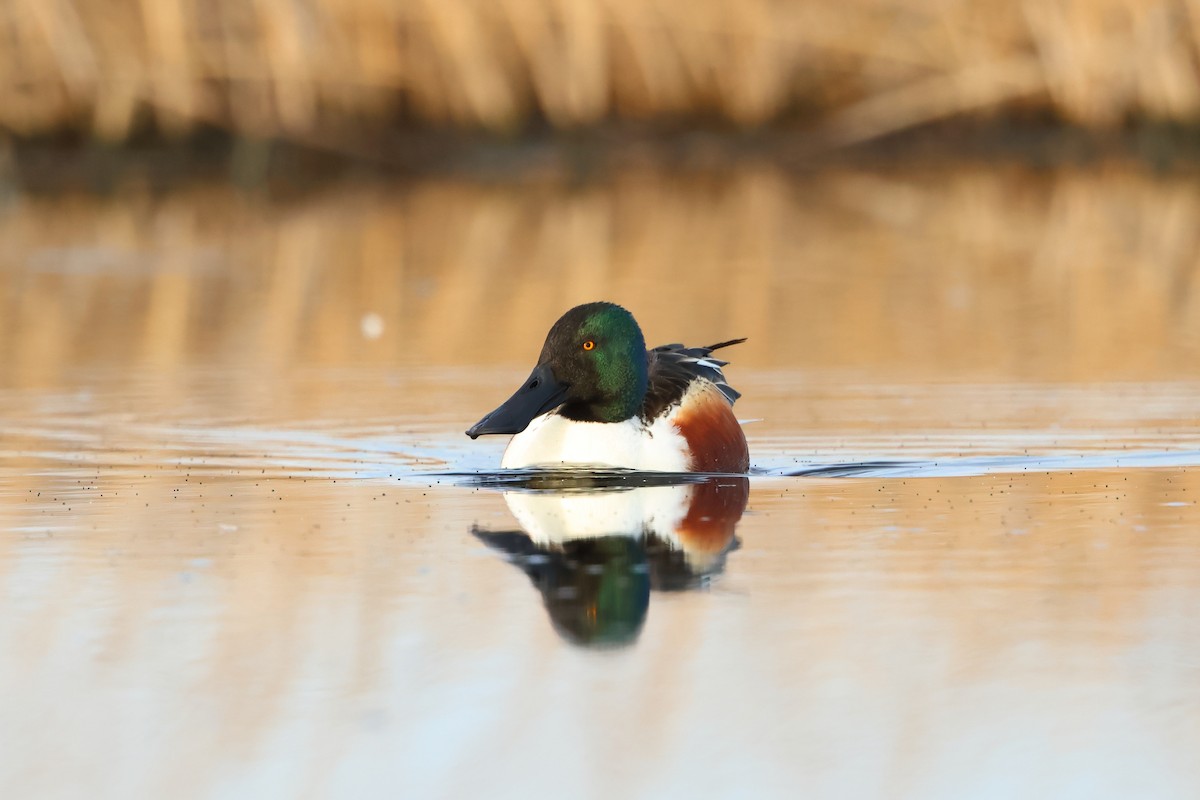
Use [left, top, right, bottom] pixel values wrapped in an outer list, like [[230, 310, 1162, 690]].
[[2, 166, 1200, 798]]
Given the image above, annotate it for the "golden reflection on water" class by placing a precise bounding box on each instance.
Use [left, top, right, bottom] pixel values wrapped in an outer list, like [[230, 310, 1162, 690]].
[[2, 468, 1200, 796], [2, 166, 1200, 381], [2, 166, 1200, 796]]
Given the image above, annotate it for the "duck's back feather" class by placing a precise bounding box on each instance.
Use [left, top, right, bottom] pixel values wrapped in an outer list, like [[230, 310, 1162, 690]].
[[642, 338, 746, 422]]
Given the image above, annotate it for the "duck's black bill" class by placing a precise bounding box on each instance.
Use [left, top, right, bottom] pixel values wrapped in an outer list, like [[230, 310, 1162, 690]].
[[466, 364, 569, 439]]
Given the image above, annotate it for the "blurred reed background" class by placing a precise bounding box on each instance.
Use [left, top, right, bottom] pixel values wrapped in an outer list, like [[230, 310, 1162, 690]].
[[2, 0, 1199, 147]]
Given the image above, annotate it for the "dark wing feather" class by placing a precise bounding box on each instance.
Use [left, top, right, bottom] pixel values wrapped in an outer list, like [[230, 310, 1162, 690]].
[[642, 337, 746, 421]]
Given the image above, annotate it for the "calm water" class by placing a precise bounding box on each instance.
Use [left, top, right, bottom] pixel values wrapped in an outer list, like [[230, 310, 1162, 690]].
[[3, 166, 1200, 798]]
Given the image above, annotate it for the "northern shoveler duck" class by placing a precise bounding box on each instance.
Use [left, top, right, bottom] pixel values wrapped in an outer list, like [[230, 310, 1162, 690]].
[[465, 301, 749, 472]]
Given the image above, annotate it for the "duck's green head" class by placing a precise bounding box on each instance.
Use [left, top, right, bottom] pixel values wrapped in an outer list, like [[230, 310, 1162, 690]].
[[540, 302, 648, 422], [466, 302, 648, 438]]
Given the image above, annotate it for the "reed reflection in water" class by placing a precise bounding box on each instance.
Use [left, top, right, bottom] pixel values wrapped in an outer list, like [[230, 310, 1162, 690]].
[[3, 165, 1200, 385], [2, 165, 1200, 797], [3, 467, 1200, 797]]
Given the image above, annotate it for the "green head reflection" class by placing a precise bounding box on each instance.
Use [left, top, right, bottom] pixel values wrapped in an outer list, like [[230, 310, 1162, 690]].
[[539, 536, 650, 647], [471, 474, 749, 649]]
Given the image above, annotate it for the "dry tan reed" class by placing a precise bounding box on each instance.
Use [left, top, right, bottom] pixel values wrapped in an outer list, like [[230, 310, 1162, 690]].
[[0, 0, 1198, 144]]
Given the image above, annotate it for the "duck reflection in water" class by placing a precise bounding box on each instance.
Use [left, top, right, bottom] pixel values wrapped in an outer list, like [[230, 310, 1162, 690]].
[[473, 475, 749, 648]]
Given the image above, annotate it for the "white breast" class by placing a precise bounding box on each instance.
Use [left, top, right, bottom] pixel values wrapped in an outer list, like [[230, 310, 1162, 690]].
[[500, 412, 690, 472]]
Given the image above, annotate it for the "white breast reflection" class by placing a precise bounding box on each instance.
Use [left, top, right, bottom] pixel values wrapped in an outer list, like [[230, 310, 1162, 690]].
[[473, 477, 748, 648]]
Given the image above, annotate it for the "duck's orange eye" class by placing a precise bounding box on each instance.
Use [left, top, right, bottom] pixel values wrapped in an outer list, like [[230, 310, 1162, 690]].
[[583, 340, 595, 351]]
